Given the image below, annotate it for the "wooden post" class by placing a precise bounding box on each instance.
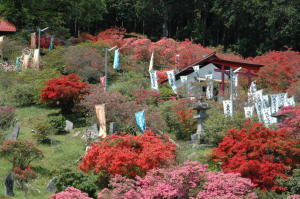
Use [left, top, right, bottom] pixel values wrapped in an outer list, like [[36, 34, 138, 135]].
[[214, 65, 230, 94]]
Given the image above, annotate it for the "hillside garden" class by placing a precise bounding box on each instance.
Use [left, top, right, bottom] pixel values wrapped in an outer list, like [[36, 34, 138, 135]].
[[0, 28, 299, 199]]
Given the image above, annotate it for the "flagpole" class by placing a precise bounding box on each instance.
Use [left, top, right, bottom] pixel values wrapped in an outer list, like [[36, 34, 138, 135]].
[[104, 48, 108, 91]]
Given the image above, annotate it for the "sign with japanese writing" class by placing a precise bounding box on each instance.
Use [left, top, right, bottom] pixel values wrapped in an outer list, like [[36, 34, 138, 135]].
[[95, 104, 107, 138], [244, 106, 254, 118], [135, 111, 146, 133], [149, 70, 158, 91], [166, 70, 177, 93], [223, 100, 233, 117]]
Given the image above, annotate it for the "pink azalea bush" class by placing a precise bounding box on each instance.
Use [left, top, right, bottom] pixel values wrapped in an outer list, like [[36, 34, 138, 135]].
[[196, 172, 258, 199], [98, 161, 206, 199], [50, 187, 92, 199], [98, 161, 258, 199], [277, 105, 300, 139]]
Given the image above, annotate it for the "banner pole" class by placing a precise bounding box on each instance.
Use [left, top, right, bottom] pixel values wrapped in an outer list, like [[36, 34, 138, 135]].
[[104, 48, 108, 91]]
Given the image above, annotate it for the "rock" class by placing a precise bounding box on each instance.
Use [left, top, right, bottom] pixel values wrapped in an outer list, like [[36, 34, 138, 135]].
[[81, 124, 99, 142], [65, 120, 73, 131], [109, 122, 118, 135], [46, 177, 57, 193], [4, 172, 14, 196], [6, 123, 20, 140]]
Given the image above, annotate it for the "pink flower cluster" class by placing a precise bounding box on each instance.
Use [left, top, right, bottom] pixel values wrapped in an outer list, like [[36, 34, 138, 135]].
[[196, 172, 258, 199], [278, 105, 300, 139], [50, 187, 92, 199], [98, 162, 258, 199], [98, 161, 206, 199]]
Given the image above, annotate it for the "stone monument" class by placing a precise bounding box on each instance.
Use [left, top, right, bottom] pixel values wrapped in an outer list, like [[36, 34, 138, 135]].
[[191, 97, 210, 146]]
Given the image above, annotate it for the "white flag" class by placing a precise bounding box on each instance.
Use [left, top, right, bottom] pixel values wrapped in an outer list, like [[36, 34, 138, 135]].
[[262, 95, 270, 108], [180, 76, 188, 84], [277, 93, 286, 108], [205, 74, 214, 100], [193, 65, 200, 77], [244, 106, 254, 118], [166, 70, 177, 94], [271, 94, 280, 114], [149, 70, 158, 91], [149, 52, 154, 71], [262, 107, 274, 125], [248, 81, 257, 103], [32, 49, 40, 69], [223, 100, 233, 117], [284, 96, 295, 107], [255, 102, 263, 122]]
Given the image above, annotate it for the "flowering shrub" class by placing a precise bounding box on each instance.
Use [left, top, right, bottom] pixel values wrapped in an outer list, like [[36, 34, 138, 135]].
[[0, 140, 43, 169], [98, 162, 258, 199], [98, 161, 206, 199], [0, 106, 15, 130], [14, 165, 37, 192], [249, 51, 300, 92], [50, 187, 92, 199], [131, 88, 162, 105], [277, 106, 300, 139], [196, 172, 258, 199], [63, 44, 105, 83], [81, 85, 144, 132], [79, 130, 176, 178], [40, 74, 89, 113], [212, 122, 300, 190]]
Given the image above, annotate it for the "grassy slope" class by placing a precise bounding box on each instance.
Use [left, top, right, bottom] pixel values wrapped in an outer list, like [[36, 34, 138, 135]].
[[0, 106, 213, 199], [0, 106, 86, 199]]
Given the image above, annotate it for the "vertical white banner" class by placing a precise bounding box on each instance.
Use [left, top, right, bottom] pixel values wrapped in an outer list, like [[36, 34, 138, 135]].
[[271, 94, 280, 114], [205, 74, 213, 99], [149, 51, 154, 71], [277, 93, 286, 108], [32, 49, 40, 69], [248, 81, 257, 103], [262, 107, 273, 125], [149, 70, 158, 91], [254, 90, 264, 122], [193, 65, 200, 77], [244, 106, 254, 118], [223, 100, 233, 117], [262, 95, 270, 108], [166, 70, 177, 94], [180, 76, 188, 84], [285, 96, 295, 106]]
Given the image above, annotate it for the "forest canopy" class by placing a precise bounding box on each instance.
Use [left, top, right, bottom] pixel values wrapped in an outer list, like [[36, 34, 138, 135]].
[[0, 0, 299, 57]]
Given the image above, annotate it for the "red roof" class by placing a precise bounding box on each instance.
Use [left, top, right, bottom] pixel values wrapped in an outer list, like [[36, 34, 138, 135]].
[[0, 19, 16, 32]]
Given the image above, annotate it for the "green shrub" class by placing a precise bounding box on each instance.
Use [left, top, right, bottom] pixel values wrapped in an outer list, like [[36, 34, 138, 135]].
[[0, 68, 60, 106], [159, 99, 196, 140], [109, 71, 149, 97], [278, 168, 300, 195], [47, 114, 67, 134], [0, 140, 43, 169], [202, 105, 251, 145], [33, 121, 55, 144], [55, 168, 99, 198], [0, 107, 15, 130]]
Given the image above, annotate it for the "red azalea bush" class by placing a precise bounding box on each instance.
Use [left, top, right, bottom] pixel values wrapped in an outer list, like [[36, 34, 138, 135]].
[[277, 106, 300, 139], [98, 161, 206, 199], [249, 51, 300, 92], [212, 122, 300, 190], [50, 187, 92, 199], [174, 98, 196, 140], [131, 88, 162, 105], [14, 165, 37, 189], [79, 130, 176, 178], [40, 74, 89, 112]]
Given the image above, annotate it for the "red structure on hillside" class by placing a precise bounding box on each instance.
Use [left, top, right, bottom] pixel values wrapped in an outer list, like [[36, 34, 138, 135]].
[[0, 19, 16, 32]]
